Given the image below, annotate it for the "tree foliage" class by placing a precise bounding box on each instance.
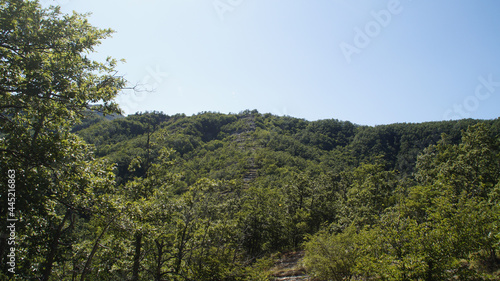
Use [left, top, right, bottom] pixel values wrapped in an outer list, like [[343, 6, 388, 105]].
[[0, 0, 123, 279], [304, 124, 500, 280]]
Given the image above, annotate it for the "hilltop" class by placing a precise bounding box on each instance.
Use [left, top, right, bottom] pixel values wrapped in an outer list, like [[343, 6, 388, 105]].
[[74, 110, 500, 186]]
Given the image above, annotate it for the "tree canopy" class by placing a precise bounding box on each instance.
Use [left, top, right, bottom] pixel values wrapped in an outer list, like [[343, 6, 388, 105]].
[[0, 0, 123, 279]]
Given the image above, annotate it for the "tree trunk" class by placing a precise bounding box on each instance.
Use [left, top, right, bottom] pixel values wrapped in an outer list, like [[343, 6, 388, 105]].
[[155, 239, 163, 281], [41, 209, 71, 281], [132, 231, 142, 281], [175, 222, 190, 274], [80, 218, 113, 281]]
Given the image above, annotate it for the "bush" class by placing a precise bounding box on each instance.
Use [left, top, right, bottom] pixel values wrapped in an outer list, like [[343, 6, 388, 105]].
[[303, 226, 360, 281]]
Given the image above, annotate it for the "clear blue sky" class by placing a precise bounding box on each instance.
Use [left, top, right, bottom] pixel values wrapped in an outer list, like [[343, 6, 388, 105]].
[[43, 0, 500, 125]]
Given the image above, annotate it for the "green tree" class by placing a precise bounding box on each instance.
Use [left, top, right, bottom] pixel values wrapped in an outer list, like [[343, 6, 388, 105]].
[[415, 124, 500, 198], [303, 225, 371, 281], [337, 162, 397, 229], [390, 184, 498, 280], [283, 173, 313, 248], [0, 1, 124, 279], [238, 186, 287, 256]]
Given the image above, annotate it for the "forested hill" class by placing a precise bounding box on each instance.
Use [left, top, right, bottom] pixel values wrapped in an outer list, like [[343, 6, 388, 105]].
[[66, 110, 500, 279], [5, 105, 500, 279], [74, 110, 500, 186]]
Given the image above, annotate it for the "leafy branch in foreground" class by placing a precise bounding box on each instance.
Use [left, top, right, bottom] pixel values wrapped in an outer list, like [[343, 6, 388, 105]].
[[0, 0, 125, 279]]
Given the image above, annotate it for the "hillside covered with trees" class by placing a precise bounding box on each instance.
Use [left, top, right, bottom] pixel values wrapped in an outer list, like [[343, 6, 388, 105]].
[[1, 1, 500, 280], [71, 110, 500, 280]]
